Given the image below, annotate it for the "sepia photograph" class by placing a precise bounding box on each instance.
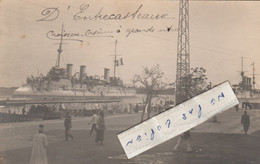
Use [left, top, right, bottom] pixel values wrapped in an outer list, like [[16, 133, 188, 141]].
[[0, 0, 260, 163]]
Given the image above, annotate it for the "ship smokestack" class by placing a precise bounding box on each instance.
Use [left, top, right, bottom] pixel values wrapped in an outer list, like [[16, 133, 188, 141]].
[[80, 65, 86, 80], [80, 65, 86, 87], [66, 64, 73, 79], [104, 68, 110, 81], [246, 77, 249, 87], [248, 77, 252, 90]]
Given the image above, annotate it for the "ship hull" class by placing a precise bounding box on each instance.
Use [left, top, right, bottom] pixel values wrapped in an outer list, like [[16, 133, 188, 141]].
[[12, 84, 136, 101], [235, 90, 260, 109]]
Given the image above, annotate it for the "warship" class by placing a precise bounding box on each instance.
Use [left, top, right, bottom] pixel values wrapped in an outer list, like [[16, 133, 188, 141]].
[[12, 26, 136, 101], [232, 59, 260, 109]]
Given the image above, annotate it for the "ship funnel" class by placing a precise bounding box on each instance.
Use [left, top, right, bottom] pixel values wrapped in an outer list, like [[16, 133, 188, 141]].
[[248, 77, 252, 90], [104, 68, 110, 81], [80, 65, 86, 80], [66, 64, 73, 79]]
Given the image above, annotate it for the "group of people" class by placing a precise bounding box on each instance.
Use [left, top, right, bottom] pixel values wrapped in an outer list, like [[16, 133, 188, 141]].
[[89, 111, 106, 145], [29, 109, 251, 164], [29, 110, 105, 164], [64, 110, 106, 144]]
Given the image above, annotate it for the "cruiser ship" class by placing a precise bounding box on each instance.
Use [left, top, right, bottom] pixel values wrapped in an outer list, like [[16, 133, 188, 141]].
[[232, 60, 260, 109], [12, 26, 136, 101]]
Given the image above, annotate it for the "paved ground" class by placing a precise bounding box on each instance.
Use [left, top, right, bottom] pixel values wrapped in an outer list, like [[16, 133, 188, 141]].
[[0, 109, 260, 164]]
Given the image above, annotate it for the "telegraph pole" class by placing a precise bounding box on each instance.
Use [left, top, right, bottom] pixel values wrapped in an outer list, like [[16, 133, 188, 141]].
[[176, 0, 190, 105]]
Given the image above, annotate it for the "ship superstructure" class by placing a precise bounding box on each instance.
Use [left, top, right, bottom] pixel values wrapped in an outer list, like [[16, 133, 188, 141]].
[[233, 57, 260, 109], [13, 25, 136, 100]]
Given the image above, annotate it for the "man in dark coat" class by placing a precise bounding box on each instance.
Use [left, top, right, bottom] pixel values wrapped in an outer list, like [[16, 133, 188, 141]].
[[64, 112, 74, 141], [95, 111, 105, 145], [241, 111, 250, 135]]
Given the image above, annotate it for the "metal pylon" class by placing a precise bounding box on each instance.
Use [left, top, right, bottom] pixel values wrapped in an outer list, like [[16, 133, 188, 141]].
[[176, 0, 190, 105]]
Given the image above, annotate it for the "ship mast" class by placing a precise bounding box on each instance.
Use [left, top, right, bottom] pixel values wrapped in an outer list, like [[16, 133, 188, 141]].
[[251, 62, 256, 90], [241, 56, 245, 80], [113, 40, 118, 78], [56, 24, 64, 68]]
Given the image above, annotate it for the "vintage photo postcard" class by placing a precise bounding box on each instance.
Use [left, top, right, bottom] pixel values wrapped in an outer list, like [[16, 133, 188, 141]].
[[0, 0, 260, 163]]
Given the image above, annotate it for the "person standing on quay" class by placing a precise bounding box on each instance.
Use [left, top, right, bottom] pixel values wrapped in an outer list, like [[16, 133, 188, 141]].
[[89, 110, 98, 135], [241, 111, 250, 135], [30, 124, 48, 164], [95, 111, 105, 145], [64, 112, 74, 141]]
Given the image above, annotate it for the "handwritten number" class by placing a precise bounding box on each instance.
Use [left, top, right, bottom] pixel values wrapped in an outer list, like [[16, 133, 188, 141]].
[[165, 119, 171, 128], [136, 135, 141, 142], [182, 114, 187, 120], [150, 129, 154, 140], [211, 99, 215, 105], [218, 92, 225, 101], [198, 105, 202, 118], [157, 125, 161, 131], [126, 139, 133, 146]]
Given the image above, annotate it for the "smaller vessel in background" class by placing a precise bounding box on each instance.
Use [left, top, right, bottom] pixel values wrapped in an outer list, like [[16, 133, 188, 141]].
[[232, 58, 260, 109]]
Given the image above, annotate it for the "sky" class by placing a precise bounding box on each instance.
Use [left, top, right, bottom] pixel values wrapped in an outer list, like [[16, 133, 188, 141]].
[[0, 0, 260, 88]]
